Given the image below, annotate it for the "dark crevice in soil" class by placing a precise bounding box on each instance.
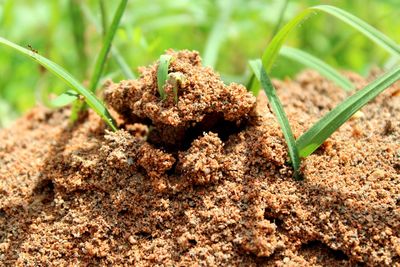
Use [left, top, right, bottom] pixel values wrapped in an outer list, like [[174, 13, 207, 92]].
[[33, 179, 55, 204], [135, 231, 153, 240], [188, 239, 197, 246], [147, 112, 250, 154], [264, 208, 284, 229], [118, 209, 128, 216], [182, 113, 249, 149], [300, 240, 349, 261]]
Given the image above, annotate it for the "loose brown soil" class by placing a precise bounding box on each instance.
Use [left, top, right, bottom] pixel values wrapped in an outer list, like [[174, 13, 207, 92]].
[[0, 50, 399, 266]]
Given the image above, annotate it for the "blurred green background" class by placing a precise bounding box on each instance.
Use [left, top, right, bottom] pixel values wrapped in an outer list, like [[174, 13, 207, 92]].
[[0, 0, 399, 127]]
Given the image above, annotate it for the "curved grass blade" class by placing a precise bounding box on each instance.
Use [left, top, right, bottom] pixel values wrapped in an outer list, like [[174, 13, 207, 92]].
[[248, 5, 400, 94], [157, 55, 172, 100], [280, 46, 354, 91], [250, 59, 301, 179], [268, 0, 289, 42], [88, 0, 128, 92], [296, 66, 400, 158], [0, 36, 118, 131], [263, 5, 400, 72], [50, 90, 79, 107]]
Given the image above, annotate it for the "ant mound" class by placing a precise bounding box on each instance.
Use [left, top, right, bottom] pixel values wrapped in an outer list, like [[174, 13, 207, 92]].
[[103, 50, 270, 188], [104, 50, 255, 148], [0, 51, 399, 266]]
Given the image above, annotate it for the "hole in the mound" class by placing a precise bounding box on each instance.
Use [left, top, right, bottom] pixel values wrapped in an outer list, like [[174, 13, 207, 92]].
[[301, 240, 349, 261], [33, 179, 55, 204], [181, 112, 248, 150], [118, 209, 128, 216], [166, 160, 178, 176], [188, 239, 197, 246], [147, 112, 250, 153], [135, 231, 153, 240], [394, 163, 400, 173], [264, 208, 284, 229]]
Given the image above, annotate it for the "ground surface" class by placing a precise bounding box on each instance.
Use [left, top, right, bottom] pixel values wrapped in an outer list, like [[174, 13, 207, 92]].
[[0, 51, 399, 266]]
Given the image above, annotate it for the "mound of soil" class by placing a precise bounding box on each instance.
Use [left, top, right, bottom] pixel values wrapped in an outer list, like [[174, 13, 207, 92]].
[[0, 50, 399, 266]]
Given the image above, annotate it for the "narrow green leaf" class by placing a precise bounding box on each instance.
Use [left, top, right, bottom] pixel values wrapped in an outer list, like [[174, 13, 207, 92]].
[[268, 0, 289, 42], [263, 5, 400, 72], [0, 36, 118, 131], [313, 5, 400, 57], [249, 4, 400, 94], [157, 55, 172, 100], [296, 66, 400, 158], [251, 59, 301, 178], [50, 90, 79, 107], [68, 0, 87, 75], [248, 59, 262, 95], [88, 0, 128, 92], [203, 0, 233, 68], [81, 2, 135, 80], [99, 0, 108, 37], [280, 46, 354, 91]]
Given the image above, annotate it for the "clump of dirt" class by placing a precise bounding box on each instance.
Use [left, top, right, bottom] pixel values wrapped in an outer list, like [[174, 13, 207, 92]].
[[0, 50, 399, 266], [104, 49, 256, 149]]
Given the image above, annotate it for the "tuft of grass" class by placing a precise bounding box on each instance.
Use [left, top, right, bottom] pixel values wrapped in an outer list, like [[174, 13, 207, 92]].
[[251, 58, 400, 178], [262, 5, 400, 74], [157, 54, 172, 100], [0, 36, 118, 131], [250, 4, 400, 178], [249, 5, 400, 94]]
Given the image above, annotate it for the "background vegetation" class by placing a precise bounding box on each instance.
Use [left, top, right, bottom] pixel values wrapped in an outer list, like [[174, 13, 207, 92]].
[[0, 0, 398, 127]]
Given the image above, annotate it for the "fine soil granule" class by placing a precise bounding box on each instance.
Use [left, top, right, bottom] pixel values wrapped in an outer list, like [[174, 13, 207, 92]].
[[0, 50, 399, 266]]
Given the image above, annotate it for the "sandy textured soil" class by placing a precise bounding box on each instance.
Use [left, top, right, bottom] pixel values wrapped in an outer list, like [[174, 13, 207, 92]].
[[0, 51, 399, 266]]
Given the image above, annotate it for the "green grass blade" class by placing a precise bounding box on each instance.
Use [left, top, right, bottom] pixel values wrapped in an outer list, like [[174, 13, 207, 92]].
[[263, 5, 400, 72], [262, 8, 315, 72], [251, 59, 301, 178], [0, 36, 117, 131], [81, 2, 135, 80], [203, 0, 233, 68], [248, 59, 262, 95], [99, 0, 108, 36], [50, 90, 79, 107], [157, 55, 172, 100], [248, 4, 400, 95], [296, 66, 400, 158], [268, 0, 289, 42], [68, 0, 87, 75], [280, 46, 354, 91], [313, 5, 400, 57], [88, 0, 128, 92]]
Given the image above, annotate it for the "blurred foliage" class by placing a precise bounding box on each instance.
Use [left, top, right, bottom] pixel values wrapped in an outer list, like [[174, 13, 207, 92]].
[[0, 0, 399, 127]]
